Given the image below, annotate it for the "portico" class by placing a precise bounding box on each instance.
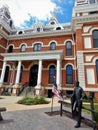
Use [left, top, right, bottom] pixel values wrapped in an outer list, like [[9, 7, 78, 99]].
[[0, 50, 63, 95]]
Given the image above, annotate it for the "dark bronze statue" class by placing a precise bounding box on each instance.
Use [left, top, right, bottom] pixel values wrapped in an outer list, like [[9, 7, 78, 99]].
[[71, 81, 86, 128]]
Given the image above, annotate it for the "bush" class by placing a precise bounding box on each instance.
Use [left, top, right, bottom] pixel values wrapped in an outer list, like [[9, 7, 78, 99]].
[[17, 96, 49, 105]]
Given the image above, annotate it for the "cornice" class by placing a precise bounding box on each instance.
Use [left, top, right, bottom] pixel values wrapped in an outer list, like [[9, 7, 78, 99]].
[[1, 50, 64, 61], [0, 28, 9, 39], [72, 14, 98, 30], [77, 50, 98, 53], [8, 29, 73, 40], [74, 3, 98, 13], [0, 19, 11, 33]]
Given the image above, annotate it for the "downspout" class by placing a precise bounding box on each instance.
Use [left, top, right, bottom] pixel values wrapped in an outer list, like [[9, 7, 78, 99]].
[[72, 31, 77, 81]]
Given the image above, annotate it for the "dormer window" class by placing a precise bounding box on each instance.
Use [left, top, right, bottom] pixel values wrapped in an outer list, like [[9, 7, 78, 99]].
[[56, 27, 61, 30], [33, 23, 43, 32], [51, 21, 55, 25], [18, 31, 23, 34], [37, 27, 41, 32], [17, 30, 24, 34]]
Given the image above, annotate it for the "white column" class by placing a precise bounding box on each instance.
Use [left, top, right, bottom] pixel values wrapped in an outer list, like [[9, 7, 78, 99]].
[[56, 59, 61, 88], [37, 60, 42, 88], [15, 61, 21, 84], [0, 61, 7, 83]]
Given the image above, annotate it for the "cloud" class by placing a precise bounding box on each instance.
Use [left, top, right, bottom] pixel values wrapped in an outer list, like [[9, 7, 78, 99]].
[[0, 0, 74, 28], [0, 0, 58, 28]]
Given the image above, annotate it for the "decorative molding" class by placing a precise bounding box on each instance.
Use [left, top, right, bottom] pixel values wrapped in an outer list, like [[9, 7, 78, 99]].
[[8, 29, 73, 40], [74, 3, 98, 13], [1, 50, 63, 61], [73, 14, 98, 27]]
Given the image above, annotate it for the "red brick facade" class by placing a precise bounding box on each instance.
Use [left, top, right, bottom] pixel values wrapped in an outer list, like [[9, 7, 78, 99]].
[[0, 1, 98, 97]]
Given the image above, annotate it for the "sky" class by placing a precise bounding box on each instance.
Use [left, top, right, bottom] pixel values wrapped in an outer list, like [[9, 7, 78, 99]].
[[0, 0, 75, 29]]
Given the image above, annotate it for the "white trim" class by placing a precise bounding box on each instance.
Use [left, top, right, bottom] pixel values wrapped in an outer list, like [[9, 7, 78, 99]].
[[32, 41, 43, 47], [48, 40, 58, 46], [47, 63, 56, 69], [19, 43, 27, 48]]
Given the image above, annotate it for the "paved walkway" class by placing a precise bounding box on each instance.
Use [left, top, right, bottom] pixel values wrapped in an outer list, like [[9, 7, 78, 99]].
[[0, 96, 93, 130]]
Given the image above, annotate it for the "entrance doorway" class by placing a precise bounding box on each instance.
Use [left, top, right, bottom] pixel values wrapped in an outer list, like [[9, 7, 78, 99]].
[[29, 65, 38, 86]]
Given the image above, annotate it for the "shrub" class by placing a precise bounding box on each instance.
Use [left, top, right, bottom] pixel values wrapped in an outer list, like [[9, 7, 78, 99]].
[[17, 96, 49, 105]]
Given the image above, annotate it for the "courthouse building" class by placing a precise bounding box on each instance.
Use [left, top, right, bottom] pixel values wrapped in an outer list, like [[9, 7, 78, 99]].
[[0, 0, 98, 97]]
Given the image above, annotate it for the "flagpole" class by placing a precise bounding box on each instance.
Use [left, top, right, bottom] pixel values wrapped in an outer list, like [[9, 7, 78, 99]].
[[51, 95, 54, 113]]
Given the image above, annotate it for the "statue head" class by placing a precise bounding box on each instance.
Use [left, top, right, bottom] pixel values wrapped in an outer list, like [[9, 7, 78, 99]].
[[75, 81, 79, 87]]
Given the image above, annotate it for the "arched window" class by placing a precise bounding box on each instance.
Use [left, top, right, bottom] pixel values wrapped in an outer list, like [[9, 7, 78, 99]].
[[92, 30, 98, 48], [19, 66, 23, 83], [21, 44, 26, 52], [56, 27, 61, 30], [3, 66, 9, 82], [7, 45, 13, 53], [37, 27, 41, 32], [18, 31, 23, 34], [66, 65, 73, 84], [50, 42, 56, 50], [34, 43, 42, 51], [96, 59, 98, 82], [66, 41, 72, 56], [49, 65, 56, 83]]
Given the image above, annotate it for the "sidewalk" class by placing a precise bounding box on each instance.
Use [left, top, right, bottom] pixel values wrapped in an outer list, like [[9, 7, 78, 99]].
[[0, 96, 60, 111], [0, 96, 93, 130]]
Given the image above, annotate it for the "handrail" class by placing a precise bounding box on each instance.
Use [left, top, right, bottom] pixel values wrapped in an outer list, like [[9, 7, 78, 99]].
[[17, 82, 29, 96]]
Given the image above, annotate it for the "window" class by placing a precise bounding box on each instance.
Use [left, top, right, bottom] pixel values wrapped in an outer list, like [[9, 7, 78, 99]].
[[50, 42, 56, 50], [92, 30, 98, 48], [51, 21, 55, 25], [3, 66, 9, 82], [19, 66, 23, 83], [49, 65, 56, 84], [96, 60, 98, 82], [18, 31, 23, 34], [56, 27, 61, 30], [37, 27, 41, 32], [66, 65, 73, 84], [89, 0, 95, 3], [21, 44, 26, 52], [34, 43, 42, 51], [7, 45, 13, 53], [66, 41, 72, 56], [90, 11, 97, 14]]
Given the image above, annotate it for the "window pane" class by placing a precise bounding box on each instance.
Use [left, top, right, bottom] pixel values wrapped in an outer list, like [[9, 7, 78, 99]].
[[19, 66, 23, 83], [21, 45, 26, 52], [34, 43, 41, 51], [50, 42, 56, 50], [8, 46, 13, 53], [93, 30, 98, 48], [49, 66, 55, 83], [66, 41, 72, 56], [66, 65, 73, 84], [96, 60, 98, 82], [37, 27, 40, 32], [4, 66, 9, 82]]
